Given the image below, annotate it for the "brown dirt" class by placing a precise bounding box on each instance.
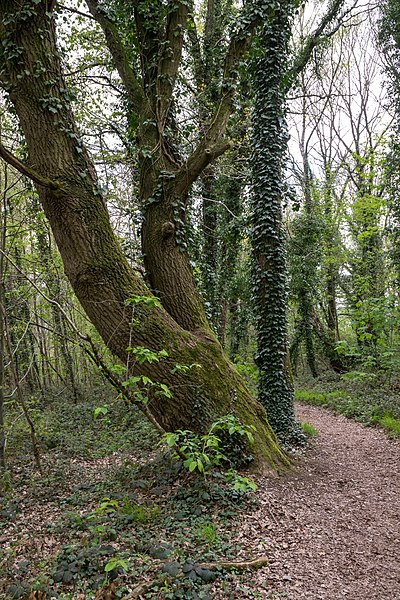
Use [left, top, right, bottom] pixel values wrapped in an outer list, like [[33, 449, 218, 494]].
[[213, 403, 400, 599]]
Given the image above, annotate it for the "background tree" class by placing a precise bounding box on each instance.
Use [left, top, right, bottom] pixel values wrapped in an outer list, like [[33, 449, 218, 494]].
[[285, 9, 398, 379], [251, 0, 350, 442], [251, 1, 302, 444]]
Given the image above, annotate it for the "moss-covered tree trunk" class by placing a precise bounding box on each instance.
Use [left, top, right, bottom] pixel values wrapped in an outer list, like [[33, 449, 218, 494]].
[[0, 0, 289, 470], [0, 177, 6, 470]]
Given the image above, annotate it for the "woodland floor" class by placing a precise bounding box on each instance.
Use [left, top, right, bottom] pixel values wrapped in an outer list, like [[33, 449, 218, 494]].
[[0, 401, 399, 599], [216, 403, 400, 599]]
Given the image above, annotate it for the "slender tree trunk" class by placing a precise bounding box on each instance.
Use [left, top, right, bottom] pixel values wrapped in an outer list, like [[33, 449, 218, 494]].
[[0, 288, 5, 471], [33, 205, 80, 401], [218, 298, 228, 348], [300, 122, 318, 378], [200, 169, 218, 328], [326, 264, 339, 339], [0, 302, 42, 473], [228, 300, 241, 360]]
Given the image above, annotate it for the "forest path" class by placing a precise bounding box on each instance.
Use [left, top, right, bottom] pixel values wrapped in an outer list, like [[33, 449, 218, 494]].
[[217, 403, 400, 599]]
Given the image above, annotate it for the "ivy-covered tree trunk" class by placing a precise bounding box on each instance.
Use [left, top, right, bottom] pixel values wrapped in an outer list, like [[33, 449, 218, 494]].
[[0, 0, 289, 470], [200, 169, 219, 328], [251, 3, 303, 444], [290, 133, 319, 379], [380, 1, 400, 291], [215, 176, 247, 349], [322, 169, 340, 341], [350, 152, 386, 356]]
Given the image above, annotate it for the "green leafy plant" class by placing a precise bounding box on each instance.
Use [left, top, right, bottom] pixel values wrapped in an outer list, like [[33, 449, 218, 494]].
[[163, 429, 219, 473], [124, 295, 162, 309], [171, 363, 201, 375], [93, 405, 108, 419], [224, 469, 257, 492], [104, 556, 129, 574], [126, 346, 169, 365], [163, 414, 257, 492], [94, 497, 119, 516], [194, 521, 219, 546], [209, 413, 255, 444], [120, 498, 160, 523]]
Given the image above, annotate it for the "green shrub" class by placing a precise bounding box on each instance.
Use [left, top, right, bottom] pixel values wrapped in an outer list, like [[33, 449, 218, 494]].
[[162, 414, 257, 492]]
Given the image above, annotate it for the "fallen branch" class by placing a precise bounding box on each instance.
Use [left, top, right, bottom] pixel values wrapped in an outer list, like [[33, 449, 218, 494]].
[[200, 555, 269, 571], [119, 556, 269, 598]]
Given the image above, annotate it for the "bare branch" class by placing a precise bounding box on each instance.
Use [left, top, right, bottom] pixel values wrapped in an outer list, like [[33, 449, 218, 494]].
[[175, 5, 259, 190], [57, 3, 95, 20], [0, 143, 59, 190]]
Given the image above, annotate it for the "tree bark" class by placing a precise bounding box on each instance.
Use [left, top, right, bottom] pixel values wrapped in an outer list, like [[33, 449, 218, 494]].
[[0, 170, 6, 470]]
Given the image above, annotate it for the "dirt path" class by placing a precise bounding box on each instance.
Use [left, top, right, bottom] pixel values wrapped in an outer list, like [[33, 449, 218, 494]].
[[218, 403, 400, 599]]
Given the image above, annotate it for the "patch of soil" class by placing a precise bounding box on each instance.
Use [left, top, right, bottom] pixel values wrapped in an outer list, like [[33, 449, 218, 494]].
[[212, 403, 400, 599]]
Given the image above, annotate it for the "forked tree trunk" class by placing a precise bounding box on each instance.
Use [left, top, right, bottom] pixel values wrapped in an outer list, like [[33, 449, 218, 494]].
[[0, 1, 288, 470]]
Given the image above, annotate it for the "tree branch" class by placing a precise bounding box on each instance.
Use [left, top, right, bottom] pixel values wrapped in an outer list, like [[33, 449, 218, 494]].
[[201, 555, 269, 571], [58, 3, 96, 21], [175, 139, 231, 194], [287, 0, 355, 90], [156, 0, 189, 130], [85, 0, 146, 111], [175, 4, 260, 191], [187, 13, 204, 88], [0, 142, 59, 190]]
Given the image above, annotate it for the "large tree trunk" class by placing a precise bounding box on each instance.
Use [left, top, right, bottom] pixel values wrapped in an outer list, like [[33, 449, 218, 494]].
[[0, 175, 6, 470], [0, 1, 288, 470]]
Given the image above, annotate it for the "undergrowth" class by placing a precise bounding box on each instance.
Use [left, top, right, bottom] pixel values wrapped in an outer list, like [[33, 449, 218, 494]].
[[0, 389, 261, 600]]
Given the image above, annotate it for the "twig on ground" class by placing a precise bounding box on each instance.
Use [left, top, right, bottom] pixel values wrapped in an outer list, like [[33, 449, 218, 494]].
[[200, 555, 269, 571]]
